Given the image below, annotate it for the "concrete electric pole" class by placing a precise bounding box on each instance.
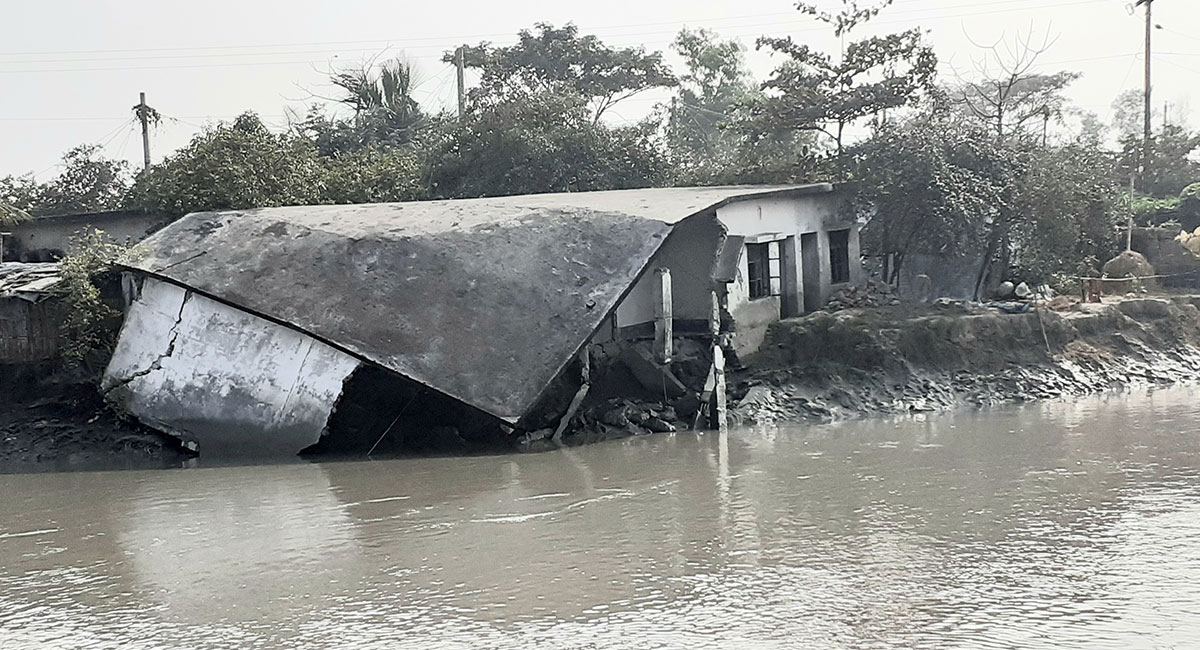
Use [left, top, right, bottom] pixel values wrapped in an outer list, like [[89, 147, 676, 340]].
[[1136, 0, 1153, 184], [135, 91, 152, 171], [455, 46, 466, 121]]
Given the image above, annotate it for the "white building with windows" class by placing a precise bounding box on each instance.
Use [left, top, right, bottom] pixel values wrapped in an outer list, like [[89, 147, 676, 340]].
[[609, 183, 860, 356], [102, 184, 860, 455]]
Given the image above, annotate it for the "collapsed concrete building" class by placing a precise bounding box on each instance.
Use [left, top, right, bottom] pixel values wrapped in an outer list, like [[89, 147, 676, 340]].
[[101, 185, 860, 455]]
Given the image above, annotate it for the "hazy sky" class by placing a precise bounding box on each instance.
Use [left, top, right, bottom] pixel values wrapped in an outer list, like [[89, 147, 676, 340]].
[[4, 0, 1198, 179]]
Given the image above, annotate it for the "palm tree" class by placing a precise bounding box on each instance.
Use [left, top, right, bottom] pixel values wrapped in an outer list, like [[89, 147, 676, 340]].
[[331, 59, 423, 139]]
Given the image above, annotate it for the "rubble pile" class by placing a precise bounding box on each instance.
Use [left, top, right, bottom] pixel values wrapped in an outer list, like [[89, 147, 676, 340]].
[[825, 280, 901, 311], [519, 397, 694, 451]]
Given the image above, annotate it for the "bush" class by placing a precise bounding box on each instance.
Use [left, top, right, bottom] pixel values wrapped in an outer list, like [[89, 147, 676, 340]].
[[55, 230, 130, 376]]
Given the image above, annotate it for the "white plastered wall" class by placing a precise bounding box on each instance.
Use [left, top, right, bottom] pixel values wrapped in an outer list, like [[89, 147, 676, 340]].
[[102, 277, 361, 455]]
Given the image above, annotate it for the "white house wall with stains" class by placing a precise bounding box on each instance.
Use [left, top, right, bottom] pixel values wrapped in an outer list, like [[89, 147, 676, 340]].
[[608, 191, 860, 356], [101, 277, 360, 455]]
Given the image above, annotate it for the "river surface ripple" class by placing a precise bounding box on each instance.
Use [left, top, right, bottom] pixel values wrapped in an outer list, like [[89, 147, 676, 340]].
[[3, 386, 1200, 649]]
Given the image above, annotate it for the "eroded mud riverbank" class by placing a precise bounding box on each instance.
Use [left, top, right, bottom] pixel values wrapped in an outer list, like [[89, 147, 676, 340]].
[[0, 380, 190, 472], [5, 294, 1200, 468], [732, 295, 1200, 424]]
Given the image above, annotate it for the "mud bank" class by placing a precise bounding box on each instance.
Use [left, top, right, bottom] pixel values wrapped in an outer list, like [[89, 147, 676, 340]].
[[730, 296, 1200, 424], [0, 375, 192, 472]]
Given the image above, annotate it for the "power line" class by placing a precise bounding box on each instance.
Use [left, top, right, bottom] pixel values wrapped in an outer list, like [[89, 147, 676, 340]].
[[0, 0, 1069, 60], [0, 0, 1115, 74]]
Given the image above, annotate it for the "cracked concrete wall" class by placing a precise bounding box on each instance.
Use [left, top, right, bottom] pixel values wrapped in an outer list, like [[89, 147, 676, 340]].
[[102, 277, 361, 455], [615, 214, 725, 328]]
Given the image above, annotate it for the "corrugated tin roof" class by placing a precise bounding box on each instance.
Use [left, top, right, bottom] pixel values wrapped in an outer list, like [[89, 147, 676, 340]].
[[0, 262, 61, 301], [123, 185, 833, 423]]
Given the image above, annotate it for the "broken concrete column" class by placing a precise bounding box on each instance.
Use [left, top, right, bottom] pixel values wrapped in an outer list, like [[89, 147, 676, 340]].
[[712, 345, 727, 429], [654, 267, 672, 364]]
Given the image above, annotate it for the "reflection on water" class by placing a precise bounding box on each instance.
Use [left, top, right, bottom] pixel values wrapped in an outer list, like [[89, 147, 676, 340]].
[[3, 387, 1200, 648]]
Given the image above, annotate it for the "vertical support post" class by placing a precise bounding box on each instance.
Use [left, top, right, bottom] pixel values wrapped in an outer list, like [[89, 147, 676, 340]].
[[654, 268, 672, 364], [709, 290, 721, 337], [455, 46, 466, 121], [780, 236, 802, 318], [137, 92, 151, 171], [709, 345, 727, 429], [1128, 174, 1135, 252], [551, 346, 591, 443]]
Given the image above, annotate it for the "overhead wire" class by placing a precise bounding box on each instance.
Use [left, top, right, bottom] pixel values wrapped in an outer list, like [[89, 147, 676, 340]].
[[0, 0, 1086, 61], [0, 0, 1118, 74]]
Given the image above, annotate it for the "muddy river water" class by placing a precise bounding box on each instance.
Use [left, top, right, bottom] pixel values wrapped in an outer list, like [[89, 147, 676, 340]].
[[4, 387, 1200, 649]]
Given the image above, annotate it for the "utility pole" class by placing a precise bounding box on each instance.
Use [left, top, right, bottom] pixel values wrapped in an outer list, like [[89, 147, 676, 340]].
[[455, 46, 466, 121], [136, 91, 151, 171], [1136, 0, 1153, 184]]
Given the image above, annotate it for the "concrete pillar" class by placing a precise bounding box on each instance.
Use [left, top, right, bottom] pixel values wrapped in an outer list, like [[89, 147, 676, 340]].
[[709, 291, 721, 337], [848, 226, 863, 285], [780, 236, 803, 318], [817, 231, 832, 308], [710, 345, 727, 429], [654, 268, 672, 364]]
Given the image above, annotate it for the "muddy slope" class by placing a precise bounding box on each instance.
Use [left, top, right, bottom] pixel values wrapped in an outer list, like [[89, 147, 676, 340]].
[[0, 371, 192, 472], [731, 297, 1200, 423]]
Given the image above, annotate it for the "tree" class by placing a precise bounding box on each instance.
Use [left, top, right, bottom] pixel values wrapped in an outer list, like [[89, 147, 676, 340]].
[[797, 0, 896, 36], [0, 145, 130, 218], [850, 110, 1009, 284], [853, 99, 1123, 292], [447, 23, 676, 122], [665, 28, 756, 183], [747, 24, 937, 164], [38, 145, 131, 215], [425, 93, 668, 198], [321, 146, 425, 204], [0, 175, 39, 224], [1112, 89, 1155, 142], [127, 113, 328, 217], [1117, 124, 1200, 198], [953, 30, 1079, 142], [295, 58, 426, 155], [1008, 143, 1122, 284]]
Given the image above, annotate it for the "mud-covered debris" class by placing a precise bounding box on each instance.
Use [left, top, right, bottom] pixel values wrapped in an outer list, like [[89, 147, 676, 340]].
[[825, 280, 901, 311]]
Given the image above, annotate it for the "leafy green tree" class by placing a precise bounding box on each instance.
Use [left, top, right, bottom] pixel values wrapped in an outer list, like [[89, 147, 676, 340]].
[[38, 145, 131, 215], [425, 93, 668, 198], [55, 229, 129, 375], [955, 71, 1080, 142], [1008, 143, 1122, 284], [321, 146, 425, 204], [797, 0, 896, 36], [746, 26, 937, 164], [849, 110, 1009, 284], [1117, 124, 1200, 198], [666, 29, 754, 183], [853, 102, 1123, 291], [296, 58, 426, 155], [128, 113, 327, 216], [0, 145, 130, 218], [448, 23, 676, 122], [0, 175, 39, 224]]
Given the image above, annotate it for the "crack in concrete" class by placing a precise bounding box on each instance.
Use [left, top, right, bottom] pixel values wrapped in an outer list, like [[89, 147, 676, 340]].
[[103, 290, 192, 397]]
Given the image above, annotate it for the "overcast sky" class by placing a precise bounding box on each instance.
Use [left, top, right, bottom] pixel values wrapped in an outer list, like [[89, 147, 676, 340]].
[[4, 0, 1198, 179]]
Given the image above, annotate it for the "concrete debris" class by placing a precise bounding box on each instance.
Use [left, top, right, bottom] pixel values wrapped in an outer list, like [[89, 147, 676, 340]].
[[825, 279, 901, 311], [519, 397, 692, 451]]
